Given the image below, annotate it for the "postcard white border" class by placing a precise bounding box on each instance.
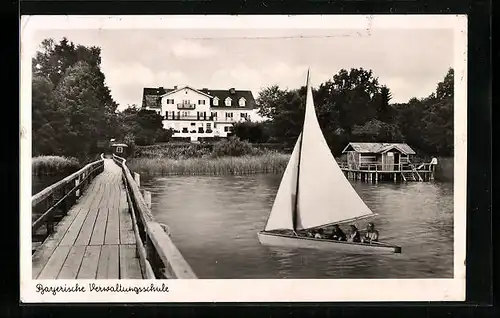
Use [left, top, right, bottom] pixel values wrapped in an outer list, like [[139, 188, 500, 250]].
[[20, 14, 468, 303]]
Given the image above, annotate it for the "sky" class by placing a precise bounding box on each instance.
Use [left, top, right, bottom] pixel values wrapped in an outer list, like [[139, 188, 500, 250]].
[[30, 28, 454, 111]]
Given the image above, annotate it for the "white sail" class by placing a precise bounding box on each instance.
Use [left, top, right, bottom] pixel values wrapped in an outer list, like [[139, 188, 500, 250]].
[[264, 133, 302, 231], [294, 72, 374, 230]]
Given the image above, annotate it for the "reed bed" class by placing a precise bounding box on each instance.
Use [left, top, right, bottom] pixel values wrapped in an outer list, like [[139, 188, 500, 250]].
[[127, 152, 291, 176], [32, 155, 80, 176]]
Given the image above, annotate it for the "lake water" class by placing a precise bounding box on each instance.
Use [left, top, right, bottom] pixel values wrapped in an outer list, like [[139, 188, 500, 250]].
[[140, 174, 454, 279]]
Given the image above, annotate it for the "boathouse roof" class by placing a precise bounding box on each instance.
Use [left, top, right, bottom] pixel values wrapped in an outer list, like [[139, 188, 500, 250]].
[[342, 142, 416, 155], [111, 143, 129, 147]]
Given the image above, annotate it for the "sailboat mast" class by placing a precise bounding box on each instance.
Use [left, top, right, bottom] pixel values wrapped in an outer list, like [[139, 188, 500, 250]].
[[292, 70, 310, 231]]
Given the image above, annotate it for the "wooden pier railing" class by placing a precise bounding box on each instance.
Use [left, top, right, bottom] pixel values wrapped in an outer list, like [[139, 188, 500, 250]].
[[32, 154, 105, 245], [336, 161, 432, 172], [112, 154, 197, 279]]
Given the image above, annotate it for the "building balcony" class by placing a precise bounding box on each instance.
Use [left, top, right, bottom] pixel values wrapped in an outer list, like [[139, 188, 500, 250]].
[[213, 116, 250, 123], [177, 103, 196, 110], [164, 115, 214, 121]]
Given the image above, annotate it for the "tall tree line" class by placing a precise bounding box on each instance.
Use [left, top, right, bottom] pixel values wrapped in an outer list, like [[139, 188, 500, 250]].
[[253, 67, 454, 157], [32, 38, 119, 158], [32, 38, 170, 159]]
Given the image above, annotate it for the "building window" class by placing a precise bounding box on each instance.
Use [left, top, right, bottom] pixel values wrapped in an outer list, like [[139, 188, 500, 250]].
[[225, 97, 232, 106], [211, 112, 217, 118], [166, 99, 174, 104], [240, 112, 247, 118], [213, 97, 219, 106], [191, 122, 196, 126], [198, 100, 206, 105], [224, 126, 233, 132], [182, 127, 188, 133], [206, 123, 211, 130], [116, 146, 123, 154], [225, 112, 233, 118], [239, 98, 246, 107]]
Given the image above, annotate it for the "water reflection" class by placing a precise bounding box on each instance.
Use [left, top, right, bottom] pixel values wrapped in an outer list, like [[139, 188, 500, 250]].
[[141, 174, 454, 279]]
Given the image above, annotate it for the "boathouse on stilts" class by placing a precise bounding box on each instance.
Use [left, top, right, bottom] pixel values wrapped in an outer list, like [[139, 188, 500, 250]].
[[337, 142, 435, 183]]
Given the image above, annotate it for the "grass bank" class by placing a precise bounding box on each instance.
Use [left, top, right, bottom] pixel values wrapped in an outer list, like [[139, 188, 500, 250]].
[[127, 152, 291, 176], [32, 156, 81, 176]]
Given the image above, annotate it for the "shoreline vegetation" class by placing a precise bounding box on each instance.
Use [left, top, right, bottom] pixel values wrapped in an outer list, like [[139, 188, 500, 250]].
[[128, 137, 290, 176], [127, 153, 290, 176], [32, 156, 80, 176]]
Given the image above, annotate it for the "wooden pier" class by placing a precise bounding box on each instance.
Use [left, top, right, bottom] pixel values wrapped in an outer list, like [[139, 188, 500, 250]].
[[32, 154, 196, 280], [337, 162, 435, 183]]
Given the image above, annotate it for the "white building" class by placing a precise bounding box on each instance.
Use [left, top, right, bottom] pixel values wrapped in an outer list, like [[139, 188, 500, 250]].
[[142, 86, 259, 142]]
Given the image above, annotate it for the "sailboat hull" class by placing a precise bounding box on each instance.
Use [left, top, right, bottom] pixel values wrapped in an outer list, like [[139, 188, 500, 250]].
[[258, 231, 402, 255]]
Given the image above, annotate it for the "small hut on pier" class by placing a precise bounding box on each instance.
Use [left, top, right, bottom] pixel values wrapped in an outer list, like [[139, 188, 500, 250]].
[[342, 142, 416, 171], [339, 142, 433, 182], [111, 143, 130, 157]]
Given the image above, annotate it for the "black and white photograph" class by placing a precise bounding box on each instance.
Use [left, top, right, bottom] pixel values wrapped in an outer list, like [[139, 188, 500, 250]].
[[20, 15, 467, 302]]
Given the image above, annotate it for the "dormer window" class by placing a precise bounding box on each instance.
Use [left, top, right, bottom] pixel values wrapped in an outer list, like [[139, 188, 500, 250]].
[[225, 97, 232, 106], [213, 97, 219, 106], [239, 97, 246, 107]]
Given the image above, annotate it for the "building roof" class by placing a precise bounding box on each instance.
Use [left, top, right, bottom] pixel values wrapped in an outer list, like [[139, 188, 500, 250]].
[[342, 142, 416, 155], [111, 143, 129, 147], [142, 86, 257, 110]]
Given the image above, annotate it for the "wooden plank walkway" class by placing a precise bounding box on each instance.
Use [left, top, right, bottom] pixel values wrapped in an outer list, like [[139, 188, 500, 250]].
[[32, 159, 143, 279]]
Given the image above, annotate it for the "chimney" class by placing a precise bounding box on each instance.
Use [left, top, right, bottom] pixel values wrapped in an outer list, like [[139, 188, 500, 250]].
[[174, 85, 178, 90], [229, 88, 236, 94], [159, 86, 164, 93]]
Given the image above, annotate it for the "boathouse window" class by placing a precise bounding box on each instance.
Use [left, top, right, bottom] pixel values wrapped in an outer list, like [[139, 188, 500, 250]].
[[225, 97, 232, 106], [211, 112, 217, 118], [191, 122, 196, 126], [116, 146, 123, 154], [213, 97, 219, 106], [206, 123, 212, 130], [198, 100, 205, 105]]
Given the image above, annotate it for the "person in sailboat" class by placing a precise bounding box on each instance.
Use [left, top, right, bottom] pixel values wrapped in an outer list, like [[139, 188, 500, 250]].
[[347, 225, 361, 243], [314, 228, 325, 239], [330, 224, 347, 241], [362, 223, 379, 243]]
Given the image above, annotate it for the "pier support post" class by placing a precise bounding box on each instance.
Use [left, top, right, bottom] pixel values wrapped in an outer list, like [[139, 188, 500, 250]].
[[394, 173, 397, 183], [375, 172, 378, 183], [134, 172, 141, 187], [75, 177, 80, 197], [143, 190, 152, 209]]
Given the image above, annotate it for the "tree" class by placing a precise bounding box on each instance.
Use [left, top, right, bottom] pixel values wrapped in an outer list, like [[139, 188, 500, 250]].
[[232, 121, 270, 143], [114, 106, 166, 146], [394, 68, 454, 156], [374, 85, 394, 123], [321, 68, 380, 132], [31, 38, 119, 158], [351, 119, 404, 142], [52, 61, 106, 157]]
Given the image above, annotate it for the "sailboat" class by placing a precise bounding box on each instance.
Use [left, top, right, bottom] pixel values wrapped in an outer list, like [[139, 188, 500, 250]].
[[258, 70, 402, 255]]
